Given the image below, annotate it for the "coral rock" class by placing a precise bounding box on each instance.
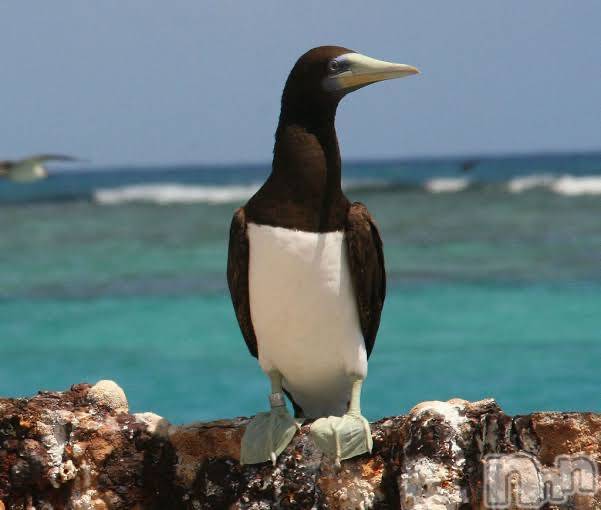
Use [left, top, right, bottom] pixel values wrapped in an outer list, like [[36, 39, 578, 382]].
[[87, 380, 128, 414], [0, 382, 599, 509]]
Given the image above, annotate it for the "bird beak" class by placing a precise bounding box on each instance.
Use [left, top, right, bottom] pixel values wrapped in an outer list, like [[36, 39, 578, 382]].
[[323, 52, 420, 92]]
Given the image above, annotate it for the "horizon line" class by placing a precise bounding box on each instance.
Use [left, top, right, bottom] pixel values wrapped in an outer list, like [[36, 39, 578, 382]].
[[45, 148, 601, 173]]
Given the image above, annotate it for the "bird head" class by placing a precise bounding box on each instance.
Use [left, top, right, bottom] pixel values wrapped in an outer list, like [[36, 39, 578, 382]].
[[280, 46, 419, 119]]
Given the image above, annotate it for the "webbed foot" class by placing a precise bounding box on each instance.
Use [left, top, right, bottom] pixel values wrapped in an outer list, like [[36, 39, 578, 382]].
[[310, 411, 372, 467], [309, 378, 372, 467], [240, 372, 302, 466], [241, 405, 301, 465]]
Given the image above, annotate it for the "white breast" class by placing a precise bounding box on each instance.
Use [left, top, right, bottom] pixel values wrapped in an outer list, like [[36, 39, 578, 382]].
[[247, 222, 367, 418]]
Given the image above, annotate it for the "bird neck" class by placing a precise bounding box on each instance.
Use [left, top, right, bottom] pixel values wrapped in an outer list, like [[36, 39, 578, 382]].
[[272, 105, 342, 198]]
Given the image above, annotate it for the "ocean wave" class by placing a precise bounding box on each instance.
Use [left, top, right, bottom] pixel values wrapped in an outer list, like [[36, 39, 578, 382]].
[[93, 183, 260, 205], [92, 180, 398, 205], [90, 174, 601, 205], [551, 175, 601, 196], [508, 174, 601, 195], [342, 178, 395, 191], [424, 177, 471, 193], [507, 174, 556, 193]]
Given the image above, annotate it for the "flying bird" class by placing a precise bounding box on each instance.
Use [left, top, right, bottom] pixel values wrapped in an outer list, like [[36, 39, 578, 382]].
[[0, 154, 79, 182], [227, 46, 419, 466], [460, 159, 479, 173]]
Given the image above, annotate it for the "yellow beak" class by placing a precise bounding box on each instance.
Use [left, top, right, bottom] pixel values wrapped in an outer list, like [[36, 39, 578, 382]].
[[323, 52, 420, 92]]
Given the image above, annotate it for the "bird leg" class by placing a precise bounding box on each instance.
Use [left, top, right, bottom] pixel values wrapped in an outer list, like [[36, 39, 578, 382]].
[[240, 371, 301, 466], [309, 378, 372, 468]]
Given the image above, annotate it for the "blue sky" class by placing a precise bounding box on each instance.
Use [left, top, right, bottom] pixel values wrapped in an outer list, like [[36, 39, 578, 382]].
[[1, 1, 599, 166]]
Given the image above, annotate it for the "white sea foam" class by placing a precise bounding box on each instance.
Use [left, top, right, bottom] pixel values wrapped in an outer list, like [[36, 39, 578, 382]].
[[92, 174, 601, 205], [508, 174, 601, 195], [93, 183, 260, 205], [424, 177, 471, 193], [93, 179, 396, 205], [550, 175, 601, 196], [507, 174, 556, 193]]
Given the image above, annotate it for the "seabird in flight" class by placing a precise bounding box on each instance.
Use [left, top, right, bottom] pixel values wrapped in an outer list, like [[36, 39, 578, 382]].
[[0, 154, 79, 182], [460, 159, 479, 173], [227, 46, 419, 466]]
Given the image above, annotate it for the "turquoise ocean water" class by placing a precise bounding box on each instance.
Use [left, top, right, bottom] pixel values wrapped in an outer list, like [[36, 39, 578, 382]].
[[1, 153, 600, 423]]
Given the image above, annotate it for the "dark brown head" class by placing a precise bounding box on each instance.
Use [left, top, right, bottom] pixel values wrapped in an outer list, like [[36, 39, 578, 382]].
[[280, 45, 420, 124]]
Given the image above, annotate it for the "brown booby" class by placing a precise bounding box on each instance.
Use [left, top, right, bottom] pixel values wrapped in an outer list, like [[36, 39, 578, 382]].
[[0, 154, 79, 182], [227, 46, 419, 466]]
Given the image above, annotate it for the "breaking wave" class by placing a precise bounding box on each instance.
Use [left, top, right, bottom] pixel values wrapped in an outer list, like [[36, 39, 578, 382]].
[[507, 175, 601, 195], [91, 174, 601, 205], [94, 183, 261, 205], [507, 174, 557, 193], [0, 152, 599, 207], [548, 175, 601, 196], [424, 177, 471, 193], [93, 180, 395, 205]]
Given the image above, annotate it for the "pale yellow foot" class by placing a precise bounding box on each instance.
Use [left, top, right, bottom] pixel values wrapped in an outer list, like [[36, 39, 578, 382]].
[[310, 411, 372, 467], [240, 406, 301, 465], [240, 372, 302, 466]]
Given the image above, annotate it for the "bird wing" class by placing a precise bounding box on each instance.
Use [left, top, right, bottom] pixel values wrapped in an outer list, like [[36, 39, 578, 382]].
[[25, 154, 80, 164], [345, 202, 386, 358], [227, 207, 258, 358]]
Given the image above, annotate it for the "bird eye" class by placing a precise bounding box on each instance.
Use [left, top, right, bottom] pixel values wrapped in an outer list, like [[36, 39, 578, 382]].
[[328, 60, 339, 73]]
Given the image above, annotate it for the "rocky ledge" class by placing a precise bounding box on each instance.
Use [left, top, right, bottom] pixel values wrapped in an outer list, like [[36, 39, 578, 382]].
[[0, 381, 600, 509]]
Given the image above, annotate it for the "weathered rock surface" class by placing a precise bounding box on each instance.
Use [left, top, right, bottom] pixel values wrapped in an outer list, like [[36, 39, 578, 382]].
[[0, 381, 599, 509]]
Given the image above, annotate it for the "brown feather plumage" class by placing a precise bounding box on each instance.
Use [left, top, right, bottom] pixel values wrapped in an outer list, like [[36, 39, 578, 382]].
[[227, 207, 258, 358], [344, 202, 386, 357]]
